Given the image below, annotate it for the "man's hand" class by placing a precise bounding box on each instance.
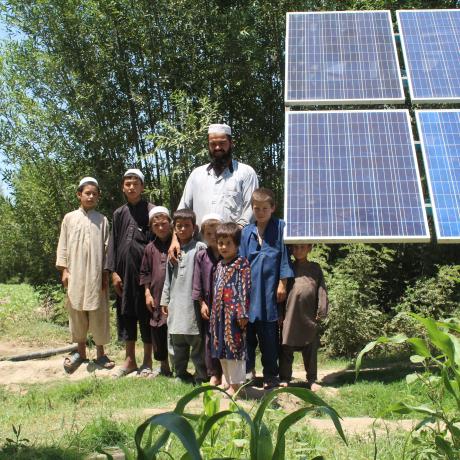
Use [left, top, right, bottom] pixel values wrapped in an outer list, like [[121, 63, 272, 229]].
[[102, 271, 109, 291], [61, 268, 69, 289], [276, 279, 287, 303], [237, 318, 248, 329], [168, 233, 181, 265], [112, 272, 123, 297], [200, 301, 210, 320], [145, 292, 155, 313], [161, 305, 168, 317]]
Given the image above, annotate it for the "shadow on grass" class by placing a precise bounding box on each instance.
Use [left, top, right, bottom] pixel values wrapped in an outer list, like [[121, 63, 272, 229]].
[[0, 446, 86, 460], [322, 353, 426, 387]]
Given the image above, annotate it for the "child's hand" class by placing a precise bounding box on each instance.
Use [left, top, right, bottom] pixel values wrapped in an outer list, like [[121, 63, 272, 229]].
[[201, 302, 210, 320], [161, 305, 168, 317], [112, 272, 123, 297], [145, 293, 155, 313], [61, 268, 69, 289], [237, 318, 248, 329], [276, 282, 287, 303], [168, 238, 181, 265], [102, 272, 109, 291]]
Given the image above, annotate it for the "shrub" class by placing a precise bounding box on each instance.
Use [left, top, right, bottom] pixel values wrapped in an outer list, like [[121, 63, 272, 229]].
[[324, 244, 395, 357], [35, 283, 67, 327], [387, 265, 460, 338], [356, 314, 460, 459]]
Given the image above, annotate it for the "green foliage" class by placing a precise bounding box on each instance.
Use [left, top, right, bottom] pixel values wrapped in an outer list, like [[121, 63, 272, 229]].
[[387, 265, 460, 339], [132, 385, 346, 459], [396, 265, 460, 318], [356, 314, 460, 459], [146, 91, 219, 208], [35, 283, 67, 326], [324, 244, 395, 357], [1, 425, 30, 455]]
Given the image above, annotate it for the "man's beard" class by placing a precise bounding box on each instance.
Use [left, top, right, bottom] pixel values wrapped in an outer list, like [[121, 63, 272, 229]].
[[210, 145, 232, 169]]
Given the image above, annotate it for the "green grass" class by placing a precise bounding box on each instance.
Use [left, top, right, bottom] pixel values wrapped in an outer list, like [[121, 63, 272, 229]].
[[0, 284, 450, 459], [0, 284, 68, 345], [0, 376, 193, 458]]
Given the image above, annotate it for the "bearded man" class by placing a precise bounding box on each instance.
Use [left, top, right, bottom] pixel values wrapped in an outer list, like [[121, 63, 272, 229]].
[[178, 123, 258, 227]]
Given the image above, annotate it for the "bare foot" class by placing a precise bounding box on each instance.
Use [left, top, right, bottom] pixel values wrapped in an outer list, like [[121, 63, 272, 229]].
[[210, 376, 221, 386], [310, 383, 321, 392]]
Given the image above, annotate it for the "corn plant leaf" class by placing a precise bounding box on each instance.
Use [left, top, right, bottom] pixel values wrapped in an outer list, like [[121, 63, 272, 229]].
[[272, 407, 312, 460], [355, 334, 407, 380], [195, 410, 238, 446], [449, 334, 460, 368], [412, 315, 455, 364], [173, 385, 235, 415], [135, 412, 201, 460], [256, 422, 273, 460], [387, 401, 437, 417], [406, 338, 431, 358], [253, 387, 339, 431], [442, 368, 460, 407]]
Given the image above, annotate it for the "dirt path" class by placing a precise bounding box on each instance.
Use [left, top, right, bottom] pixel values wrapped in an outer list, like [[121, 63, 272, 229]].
[[0, 341, 418, 435]]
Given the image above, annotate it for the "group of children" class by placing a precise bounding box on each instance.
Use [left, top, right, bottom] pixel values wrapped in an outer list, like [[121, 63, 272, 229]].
[[56, 169, 328, 394]]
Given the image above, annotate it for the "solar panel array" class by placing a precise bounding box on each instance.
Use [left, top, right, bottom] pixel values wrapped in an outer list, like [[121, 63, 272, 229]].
[[285, 11, 404, 105], [416, 110, 460, 243], [283, 10, 459, 243], [285, 111, 429, 242], [398, 10, 460, 103]]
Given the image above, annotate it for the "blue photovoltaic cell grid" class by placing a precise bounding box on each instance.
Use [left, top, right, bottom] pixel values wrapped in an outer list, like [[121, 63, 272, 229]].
[[417, 111, 460, 242], [398, 10, 460, 102], [285, 11, 404, 104], [285, 111, 429, 242]]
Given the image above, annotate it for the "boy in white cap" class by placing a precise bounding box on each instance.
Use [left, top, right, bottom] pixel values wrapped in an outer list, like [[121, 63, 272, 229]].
[[106, 169, 155, 377], [139, 206, 173, 377], [56, 177, 114, 373]]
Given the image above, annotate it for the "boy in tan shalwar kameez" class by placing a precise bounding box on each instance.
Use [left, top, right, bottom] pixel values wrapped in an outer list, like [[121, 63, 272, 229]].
[[56, 177, 114, 373]]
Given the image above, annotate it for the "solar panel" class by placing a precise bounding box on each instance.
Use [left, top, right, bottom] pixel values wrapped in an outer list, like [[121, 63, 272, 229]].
[[284, 110, 430, 243], [416, 110, 460, 243], [398, 10, 460, 103], [285, 11, 404, 105]]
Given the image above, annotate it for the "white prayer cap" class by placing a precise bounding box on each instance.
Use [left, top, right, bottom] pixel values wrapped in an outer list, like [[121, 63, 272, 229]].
[[78, 177, 99, 188], [124, 168, 144, 183], [149, 206, 170, 220], [208, 123, 231, 136], [201, 213, 223, 226]]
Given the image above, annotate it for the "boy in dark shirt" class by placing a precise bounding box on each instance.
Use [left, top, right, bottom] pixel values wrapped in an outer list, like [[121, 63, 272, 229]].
[[106, 169, 154, 377], [140, 206, 173, 377]]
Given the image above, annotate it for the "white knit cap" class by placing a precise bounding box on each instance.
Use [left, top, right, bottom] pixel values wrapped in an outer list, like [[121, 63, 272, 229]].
[[149, 206, 170, 220], [208, 123, 231, 136], [124, 168, 144, 183], [200, 213, 223, 226], [78, 177, 98, 188]]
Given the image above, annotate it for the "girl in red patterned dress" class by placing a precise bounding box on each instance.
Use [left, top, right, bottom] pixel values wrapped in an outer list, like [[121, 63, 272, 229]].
[[211, 222, 251, 396]]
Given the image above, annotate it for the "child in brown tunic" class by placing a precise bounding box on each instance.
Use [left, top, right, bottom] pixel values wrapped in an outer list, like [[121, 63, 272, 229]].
[[140, 206, 173, 377], [279, 244, 328, 390]]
